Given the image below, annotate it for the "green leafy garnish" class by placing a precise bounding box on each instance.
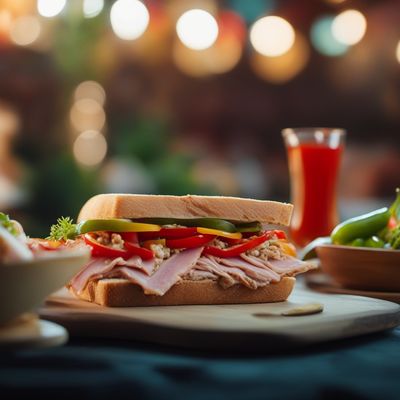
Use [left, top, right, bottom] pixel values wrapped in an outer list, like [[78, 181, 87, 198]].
[[0, 212, 18, 236], [48, 217, 77, 241]]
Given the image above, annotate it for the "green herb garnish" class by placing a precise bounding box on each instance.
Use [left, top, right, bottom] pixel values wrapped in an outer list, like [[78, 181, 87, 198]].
[[48, 216, 78, 241], [0, 212, 18, 236]]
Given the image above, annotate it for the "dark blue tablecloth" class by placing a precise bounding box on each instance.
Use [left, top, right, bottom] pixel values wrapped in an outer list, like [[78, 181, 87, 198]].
[[1, 327, 400, 400]]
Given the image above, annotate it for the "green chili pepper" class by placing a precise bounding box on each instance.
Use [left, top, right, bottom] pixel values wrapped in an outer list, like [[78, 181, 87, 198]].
[[331, 208, 391, 245], [364, 235, 385, 248], [137, 217, 238, 233], [233, 221, 262, 233], [348, 238, 365, 247], [299, 236, 332, 260]]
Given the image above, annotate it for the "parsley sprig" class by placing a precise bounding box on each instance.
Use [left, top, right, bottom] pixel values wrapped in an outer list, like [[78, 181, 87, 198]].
[[48, 216, 78, 241]]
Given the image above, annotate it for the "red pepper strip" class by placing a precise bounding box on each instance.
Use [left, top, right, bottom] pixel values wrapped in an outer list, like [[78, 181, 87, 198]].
[[268, 230, 287, 240], [203, 232, 270, 258], [123, 240, 154, 260], [221, 230, 286, 246], [388, 216, 397, 230], [84, 234, 132, 259], [120, 232, 139, 244], [139, 227, 198, 241], [221, 237, 243, 246], [166, 234, 216, 249]]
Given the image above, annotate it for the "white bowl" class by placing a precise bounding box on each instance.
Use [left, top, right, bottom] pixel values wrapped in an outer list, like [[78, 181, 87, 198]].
[[0, 248, 90, 324]]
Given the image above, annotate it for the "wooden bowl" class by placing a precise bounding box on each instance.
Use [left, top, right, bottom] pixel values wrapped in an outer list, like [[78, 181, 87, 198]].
[[316, 245, 400, 292], [0, 248, 90, 324]]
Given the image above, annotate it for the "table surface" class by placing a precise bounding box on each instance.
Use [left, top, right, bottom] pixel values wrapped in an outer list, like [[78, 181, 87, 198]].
[[1, 325, 400, 399]]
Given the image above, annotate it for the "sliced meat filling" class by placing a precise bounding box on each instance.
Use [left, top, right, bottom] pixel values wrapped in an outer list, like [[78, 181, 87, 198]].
[[70, 255, 155, 294], [70, 239, 315, 295], [93, 246, 204, 296]]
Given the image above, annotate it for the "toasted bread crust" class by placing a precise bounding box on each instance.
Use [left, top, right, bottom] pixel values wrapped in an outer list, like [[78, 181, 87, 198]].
[[72, 277, 295, 307], [77, 194, 293, 225]]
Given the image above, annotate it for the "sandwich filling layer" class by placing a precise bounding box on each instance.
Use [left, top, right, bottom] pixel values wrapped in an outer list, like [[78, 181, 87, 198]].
[[67, 229, 315, 296]]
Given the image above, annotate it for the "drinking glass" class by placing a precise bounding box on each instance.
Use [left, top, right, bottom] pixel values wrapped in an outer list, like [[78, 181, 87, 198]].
[[282, 127, 346, 247]]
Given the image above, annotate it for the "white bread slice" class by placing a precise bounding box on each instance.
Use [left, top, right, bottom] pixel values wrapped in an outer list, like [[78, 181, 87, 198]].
[[73, 277, 295, 307], [77, 194, 293, 225]]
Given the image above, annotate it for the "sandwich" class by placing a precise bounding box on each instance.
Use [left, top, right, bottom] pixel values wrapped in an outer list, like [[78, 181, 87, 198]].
[[49, 194, 316, 306]]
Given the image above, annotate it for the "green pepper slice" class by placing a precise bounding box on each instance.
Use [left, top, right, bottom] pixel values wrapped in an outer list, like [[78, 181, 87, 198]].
[[233, 221, 262, 233], [331, 208, 390, 245], [77, 219, 161, 235], [136, 218, 238, 233]]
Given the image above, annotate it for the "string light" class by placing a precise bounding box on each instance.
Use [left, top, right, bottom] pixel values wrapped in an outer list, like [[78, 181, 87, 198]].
[[110, 0, 149, 40], [73, 130, 107, 167], [70, 98, 106, 132], [83, 0, 104, 19], [332, 9, 367, 46], [251, 31, 310, 83], [250, 16, 295, 57], [176, 9, 218, 50], [74, 81, 106, 106], [37, 0, 66, 18], [10, 15, 41, 46]]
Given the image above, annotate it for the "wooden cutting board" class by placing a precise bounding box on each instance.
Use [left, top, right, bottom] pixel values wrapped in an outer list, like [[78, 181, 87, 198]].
[[39, 286, 400, 351]]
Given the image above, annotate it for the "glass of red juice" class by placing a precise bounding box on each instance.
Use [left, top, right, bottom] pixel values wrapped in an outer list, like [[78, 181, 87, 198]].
[[282, 128, 346, 247]]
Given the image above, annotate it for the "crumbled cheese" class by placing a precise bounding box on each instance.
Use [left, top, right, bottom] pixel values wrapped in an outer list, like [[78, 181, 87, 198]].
[[246, 240, 284, 260], [110, 233, 124, 249], [210, 238, 228, 249]]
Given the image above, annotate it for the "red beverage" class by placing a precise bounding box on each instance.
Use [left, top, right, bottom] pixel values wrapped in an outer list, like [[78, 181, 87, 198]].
[[283, 128, 345, 247]]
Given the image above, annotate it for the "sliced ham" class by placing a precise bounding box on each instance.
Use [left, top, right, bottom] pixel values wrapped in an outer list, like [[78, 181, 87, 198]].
[[196, 256, 263, 290], [184, 269, 217, 281], [104, 247, 204, 296], [243, 254, 313, 276], [217, 256, 280, 283], [266, 256, 312, 276], [196, 256, 237, 288], [71, 255, 155, 294]]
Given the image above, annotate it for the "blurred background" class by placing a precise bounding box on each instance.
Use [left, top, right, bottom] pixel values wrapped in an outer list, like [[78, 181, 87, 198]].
[[0, 0, 399, 236]]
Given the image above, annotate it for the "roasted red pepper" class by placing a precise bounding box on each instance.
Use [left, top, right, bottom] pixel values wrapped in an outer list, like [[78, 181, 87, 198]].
[[84, 233, 154, 260], [203, 230, 284, 258], [123, 240, 155, 260], [84, 234, 132, 259], [166, 234, 215, 249]]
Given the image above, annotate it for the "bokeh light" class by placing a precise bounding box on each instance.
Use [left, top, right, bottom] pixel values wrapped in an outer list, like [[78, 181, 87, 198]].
[[37, 0, 66, 18], [10, 15, 41, 46], [229, 0, 275, 23], [110, 0, 150, 40], [311, 15, 348, 56], [73, 130, 107, 167], [74, 81, 106, 106], [396, 40, 400, 64], [251, 31, 310, 83], [176, 9, 218, 50], [218, 10, 246, 44], [0, 10, 13, 38], [332, 9, 367, 46], [250, 16, 295, 57], [70, 98, 106, 132], [173, 35, 242, 77], [83, 0, 104, 19]]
